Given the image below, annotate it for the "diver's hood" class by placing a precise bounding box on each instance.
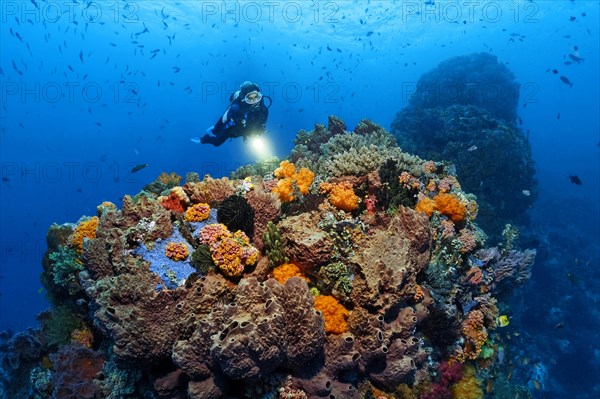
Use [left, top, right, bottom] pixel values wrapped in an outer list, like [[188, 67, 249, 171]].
[[240, 81, 260, 96]]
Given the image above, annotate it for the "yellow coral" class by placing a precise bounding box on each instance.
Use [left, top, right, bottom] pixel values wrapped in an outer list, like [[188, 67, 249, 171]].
[[319, 181, 359, 212], [272, 177, 295, 202], [314, 295, 349, 334], [185, 203, 211, 222], [272, 263, 309, 285], [69, 216, 99, 252], [165, 241, 189, 261], [295, 167, 315, 195], [451, 364, 483, 399], [274, 160, 297, 179]]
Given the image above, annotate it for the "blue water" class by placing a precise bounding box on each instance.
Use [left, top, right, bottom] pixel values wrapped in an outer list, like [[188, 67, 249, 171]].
[[1, 1, 599, 397]]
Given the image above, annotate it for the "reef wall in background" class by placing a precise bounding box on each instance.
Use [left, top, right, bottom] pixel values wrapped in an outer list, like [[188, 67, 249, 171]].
[[391, 53, 537, 238]]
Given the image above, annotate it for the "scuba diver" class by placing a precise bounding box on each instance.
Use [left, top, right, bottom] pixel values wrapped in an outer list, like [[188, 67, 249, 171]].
[[200, 81, 271, 146]]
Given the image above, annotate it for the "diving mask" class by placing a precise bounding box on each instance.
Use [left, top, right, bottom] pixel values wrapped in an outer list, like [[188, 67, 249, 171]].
[[244, 90, 262, 105]]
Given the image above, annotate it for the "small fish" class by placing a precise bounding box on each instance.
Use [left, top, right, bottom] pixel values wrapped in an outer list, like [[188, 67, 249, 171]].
[[522, 190, 531, 196], [569, 175, 582, 185], [552, 69, 558, 74], [486, 380, 494, 394], [557, 112, 560, 120], [560, 76, 573, 87], [131, 163, 149, 173], [496, 315, 510, 327], [554, 322, 564, 329], [533, 380, 542, 390], [569, 53, 584, 63], [467, 145, 478, 152], [567, 272, 579, 285]]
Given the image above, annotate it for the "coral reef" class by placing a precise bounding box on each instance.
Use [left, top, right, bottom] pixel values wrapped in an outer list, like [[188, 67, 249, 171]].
[[7, 115, 537, 398], [391, 53, 537, 238]]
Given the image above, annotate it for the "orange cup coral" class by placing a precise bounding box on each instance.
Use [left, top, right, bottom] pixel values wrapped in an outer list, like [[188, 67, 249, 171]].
[[272, 263, 309, 285], [69, 216, 99, 253], [272, 178, 295, 202], [271, 161, 315, 201], [295, 167, 315, 195], [314, 295, 349, 334], [434, 193, 466, 223], [319, 181, 359, 212], [185, 203, 211, 222], [165, 241, 189, 261], [274, 160, 297, 179], [415, 197, 437, 217], [198, 224, 259, 278], [415, 193, 467, 223]]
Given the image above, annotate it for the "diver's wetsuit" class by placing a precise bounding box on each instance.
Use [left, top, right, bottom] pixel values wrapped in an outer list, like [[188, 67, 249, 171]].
[[201, 92, 269, 146]]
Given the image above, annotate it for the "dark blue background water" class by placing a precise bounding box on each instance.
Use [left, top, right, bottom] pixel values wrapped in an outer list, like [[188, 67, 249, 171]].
[[1, 1, 599, 397]]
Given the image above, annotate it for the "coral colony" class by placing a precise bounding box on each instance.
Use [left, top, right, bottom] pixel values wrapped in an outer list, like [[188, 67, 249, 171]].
[[1, 116, 535, 398]]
